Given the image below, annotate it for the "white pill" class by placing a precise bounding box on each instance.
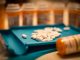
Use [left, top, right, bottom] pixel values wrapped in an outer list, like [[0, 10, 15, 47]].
[[64, 27, 70, 30], [51, 36, 56, 39], [38, 37, 43, 41], [22, 34, 27, 39], [31, 34, 37, 39], [53, 27, 62, 32], [42, 39, 48, 41]]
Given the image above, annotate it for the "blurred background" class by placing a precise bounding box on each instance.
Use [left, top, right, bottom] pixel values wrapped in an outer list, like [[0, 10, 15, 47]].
[[0, 0, 80, 30], [5, 0, 80, 4]]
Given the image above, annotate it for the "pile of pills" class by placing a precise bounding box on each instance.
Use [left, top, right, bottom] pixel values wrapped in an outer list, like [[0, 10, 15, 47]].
[[31, 27, 62, 42]]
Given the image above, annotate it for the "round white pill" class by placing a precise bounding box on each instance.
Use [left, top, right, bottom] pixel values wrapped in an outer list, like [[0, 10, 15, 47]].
[[22, 34, 27, 39]]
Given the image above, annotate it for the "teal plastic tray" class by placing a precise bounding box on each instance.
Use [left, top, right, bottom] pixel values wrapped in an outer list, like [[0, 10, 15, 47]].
[[1, 31, 27, 55], [11, 24, 80, 46], [0, 24, 80, 56], [8, 49, 55, 60]]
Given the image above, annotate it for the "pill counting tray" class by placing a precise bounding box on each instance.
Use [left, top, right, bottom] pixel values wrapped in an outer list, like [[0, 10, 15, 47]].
[[0, 24, 80, 55], [11, 24, 80, 46]]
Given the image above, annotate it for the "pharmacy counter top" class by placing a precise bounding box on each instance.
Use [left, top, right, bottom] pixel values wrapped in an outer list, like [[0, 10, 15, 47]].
[[37, 51, 80, 60], [8, 49, 80, 60]]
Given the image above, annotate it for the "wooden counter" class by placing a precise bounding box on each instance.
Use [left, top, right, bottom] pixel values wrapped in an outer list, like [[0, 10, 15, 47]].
[[37, 51, 80, 60]]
